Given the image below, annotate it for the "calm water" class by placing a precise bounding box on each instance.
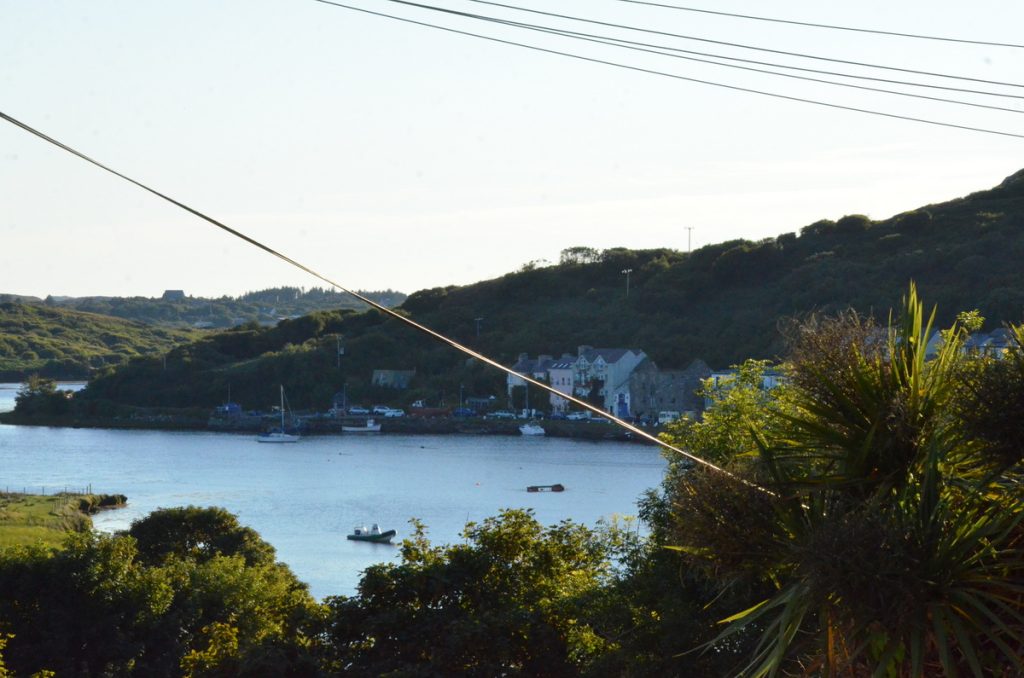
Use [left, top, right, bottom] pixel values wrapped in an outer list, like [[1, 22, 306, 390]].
[[0, 384, 667, 598]]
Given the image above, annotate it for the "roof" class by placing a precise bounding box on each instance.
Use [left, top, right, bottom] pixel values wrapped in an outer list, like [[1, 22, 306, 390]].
[[511, 355, 555, 374], [579, 348, 641, 363]]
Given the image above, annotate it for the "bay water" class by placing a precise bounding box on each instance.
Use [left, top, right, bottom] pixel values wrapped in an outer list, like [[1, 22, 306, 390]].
[[0, 383, 667, 598]]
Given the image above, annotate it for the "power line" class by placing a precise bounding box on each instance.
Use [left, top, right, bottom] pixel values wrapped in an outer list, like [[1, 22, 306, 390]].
[[0, 108, 766, 492], [312, 0, 1024, 139], [458, 0, 1024, 90], [387, 1, 1024, 115], [470, 13, 1024, 101], [613, 0, 1024, 49]]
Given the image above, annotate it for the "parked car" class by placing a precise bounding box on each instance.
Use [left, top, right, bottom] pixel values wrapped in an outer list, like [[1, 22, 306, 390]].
[[452, 407, 477, 417], [566, 411, 591, 421], [590, 416, 610, 424], [382, 408, 405, 417], [372, 405, 391, 415], [347, 406, 370, 415], [485, 410, 516, 420]]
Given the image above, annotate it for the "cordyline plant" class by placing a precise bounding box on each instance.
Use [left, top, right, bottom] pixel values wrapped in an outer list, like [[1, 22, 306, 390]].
[[670, 285, 1024, 677]]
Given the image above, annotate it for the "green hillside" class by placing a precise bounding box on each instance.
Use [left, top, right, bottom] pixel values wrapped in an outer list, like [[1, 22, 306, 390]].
[[66, 168, 1024, 411], [0, 286, 406, 330], [0, 303, 202, 380]]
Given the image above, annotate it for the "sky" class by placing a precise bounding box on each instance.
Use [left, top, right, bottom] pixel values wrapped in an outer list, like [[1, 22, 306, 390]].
[[2, 0, 1022, 299]]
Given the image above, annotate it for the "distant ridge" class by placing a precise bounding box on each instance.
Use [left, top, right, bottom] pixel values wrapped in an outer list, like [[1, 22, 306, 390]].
[[25, 168, 1024, 408], [66, 170, 1024, 413]]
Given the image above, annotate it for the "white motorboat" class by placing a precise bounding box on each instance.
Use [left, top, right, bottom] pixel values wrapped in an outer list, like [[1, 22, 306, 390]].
[[519, 421, 545, 436]]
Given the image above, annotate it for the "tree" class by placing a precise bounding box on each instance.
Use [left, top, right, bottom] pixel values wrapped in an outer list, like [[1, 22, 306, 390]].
[[0, 509, 323, 677], [128, 506, 277, 567], [13, 375, 70, 416], [559, 247, 602, 265], [661, 286, 1024, 676], [320, 510, 612, 676]]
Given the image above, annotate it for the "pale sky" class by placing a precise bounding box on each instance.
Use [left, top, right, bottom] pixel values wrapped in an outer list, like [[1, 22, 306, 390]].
[[2, 0, 1022, 299]]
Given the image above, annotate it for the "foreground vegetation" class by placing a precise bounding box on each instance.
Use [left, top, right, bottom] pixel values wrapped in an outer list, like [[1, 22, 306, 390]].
[[3, 288, 1022, 675], [37, 168, 1024, 414]]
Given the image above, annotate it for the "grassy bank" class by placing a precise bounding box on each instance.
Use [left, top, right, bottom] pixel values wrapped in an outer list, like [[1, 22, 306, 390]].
[[0, 492, 127, 548]]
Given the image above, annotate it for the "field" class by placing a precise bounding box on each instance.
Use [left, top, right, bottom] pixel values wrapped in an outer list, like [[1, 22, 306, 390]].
[[0, 492, 126, 548]]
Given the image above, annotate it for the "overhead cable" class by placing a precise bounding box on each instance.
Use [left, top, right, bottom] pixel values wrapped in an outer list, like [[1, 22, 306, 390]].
[[0, 108, 769, 493], [613, 0, 1024, 49], [459, 0, 1024, 90], [456, 12, 1024, 101], [312, 0, 1024, 139], [384, 1, 1024, 115]]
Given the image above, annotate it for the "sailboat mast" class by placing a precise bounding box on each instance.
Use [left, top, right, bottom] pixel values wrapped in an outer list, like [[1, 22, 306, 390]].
[[280, 385, 285, 429]]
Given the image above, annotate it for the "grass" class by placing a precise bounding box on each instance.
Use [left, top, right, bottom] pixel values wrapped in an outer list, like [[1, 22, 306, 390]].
[[0, 492, 126, 549]]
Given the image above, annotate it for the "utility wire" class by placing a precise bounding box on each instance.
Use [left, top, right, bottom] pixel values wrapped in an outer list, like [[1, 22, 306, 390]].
[[614, 0, 1024, 49], [459, 0, 1024, 90], [0, 108, 768, 493], [457, 11, 1024, 101], [387, 1, 1024, 115], [313, 0, 1024, 139]]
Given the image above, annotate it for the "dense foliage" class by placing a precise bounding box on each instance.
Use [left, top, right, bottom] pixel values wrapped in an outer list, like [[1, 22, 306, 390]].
[[658, 289, 1024, 675], [0, 507, 322, 676], [0, 302, 200, 380], [52, 168, 1024, 413]]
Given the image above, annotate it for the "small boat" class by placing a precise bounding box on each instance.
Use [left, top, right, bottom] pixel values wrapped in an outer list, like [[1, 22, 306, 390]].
[[347, 523, 396, 543], [527, 483, 565, 492], [257, 386, 300, 443], [519, 421, 545, 436], [342, 418, 382, 433], [256, 429, 300, 443]]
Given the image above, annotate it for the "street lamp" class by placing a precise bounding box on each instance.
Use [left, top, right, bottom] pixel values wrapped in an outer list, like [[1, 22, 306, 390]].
[[475, 317, 484, 338], [621, 268, 633, 297]]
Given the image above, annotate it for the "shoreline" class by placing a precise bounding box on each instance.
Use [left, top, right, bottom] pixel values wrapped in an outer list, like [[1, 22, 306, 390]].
[[0, 409, 661, 443]]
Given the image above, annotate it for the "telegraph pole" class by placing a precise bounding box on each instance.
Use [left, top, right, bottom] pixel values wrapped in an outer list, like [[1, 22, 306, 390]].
[[685, 227, 695, 253]]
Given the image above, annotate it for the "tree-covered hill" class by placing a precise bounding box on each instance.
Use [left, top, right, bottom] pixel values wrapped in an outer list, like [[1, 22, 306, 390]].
[[0, 303, 202, 380], [77, 168, 1024, 412], [0, 286, 406, 330]]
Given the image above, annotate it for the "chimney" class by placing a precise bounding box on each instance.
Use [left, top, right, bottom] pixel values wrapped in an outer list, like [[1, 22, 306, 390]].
[[577, 345, 594, 357]]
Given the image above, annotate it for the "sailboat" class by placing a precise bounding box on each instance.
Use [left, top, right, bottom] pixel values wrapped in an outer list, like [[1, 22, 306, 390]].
[[518, 382, 545, 436], [256, 385, 300, 443]]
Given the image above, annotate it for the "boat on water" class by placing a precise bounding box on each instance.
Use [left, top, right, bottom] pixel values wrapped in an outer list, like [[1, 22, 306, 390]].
[[347, 523, 396, 543], [257, 385, 300, 443], [519, 421, 545, 436], [342, 418, 382, 433], [527, 483, 565, 492]]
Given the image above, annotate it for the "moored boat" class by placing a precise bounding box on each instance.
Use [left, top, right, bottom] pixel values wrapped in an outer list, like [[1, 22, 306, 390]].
[[527, 483, 565, 492], [257, 385, 300, 443], [519, 421, 545, 436], [347, 523, 396, 543], [256, 429, 300, 443], [342, 418, 382, 433]]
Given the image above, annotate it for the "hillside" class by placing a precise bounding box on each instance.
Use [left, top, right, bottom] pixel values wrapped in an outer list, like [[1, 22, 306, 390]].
[[65, 168, 1024, 412], [0, 286, 406, 330], [0, 303, 202, 380]]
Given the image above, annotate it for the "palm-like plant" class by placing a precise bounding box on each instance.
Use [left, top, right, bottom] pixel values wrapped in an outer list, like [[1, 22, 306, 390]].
[[673, 285, 1024, 676]]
